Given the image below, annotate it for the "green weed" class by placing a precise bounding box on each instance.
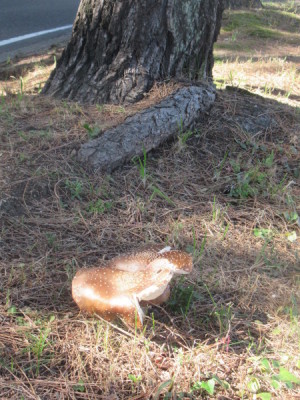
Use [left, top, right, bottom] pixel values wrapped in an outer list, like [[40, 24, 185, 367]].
[[177, 120, 196, 150], [133, 146, 147, 188], [153, 379, 174, 400], [204, 284, 233, 335], [45, 232, 58, 250], [168, 221, 184, 245], [65, 179, 83, 200], [65, 259, 78, 283], [222, 223, 230, 240], [25, 327, 52, 376], [18, 77, 24, 100], [128, 373, 142, 385], [167, 281, 195, 316], [245, 357, 300, 399], [150, 185, 175, 206], [83, 123, 101, 139], [192, 379, 215, 396], [186, 228, 207, 265], [73, 379, 85, 393], [151, 312, 156, 334], [283, 210, 299, 224], [7, 305, 17, 315], [214, 151, 228, 180], [253, 228, 274, 241], [228, 152, 278, 199], [133, 147, 175, 206], [96, 104, 105, 112], [87, 198, 113, 214], [178, 129, 194, 148], [115, 106, 126, 113]]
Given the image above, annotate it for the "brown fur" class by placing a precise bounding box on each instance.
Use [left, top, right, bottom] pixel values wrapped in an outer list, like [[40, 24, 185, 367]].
[[72, 248, 193, 327]]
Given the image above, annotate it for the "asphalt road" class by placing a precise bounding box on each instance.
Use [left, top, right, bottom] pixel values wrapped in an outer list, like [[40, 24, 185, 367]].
[[0, 0, 80, 62]]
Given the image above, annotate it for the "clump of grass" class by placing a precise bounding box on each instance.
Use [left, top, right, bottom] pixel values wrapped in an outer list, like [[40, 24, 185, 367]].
[[167, 280, 195, 316], [64, 178, 84, 200], [83, 122, 101, 139], [87, 198, 113, 214], [133, 146, 147, 188]]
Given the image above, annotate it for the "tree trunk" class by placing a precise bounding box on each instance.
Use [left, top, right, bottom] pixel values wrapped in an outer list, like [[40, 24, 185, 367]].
[[225, 0, 263, 9], [42, 0, 224, 104]]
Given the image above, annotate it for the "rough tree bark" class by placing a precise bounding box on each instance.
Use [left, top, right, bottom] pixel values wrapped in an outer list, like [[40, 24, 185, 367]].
[[43, 0, 224, 104], [78, 85, 216, 171], [225, 0, 262, 9]]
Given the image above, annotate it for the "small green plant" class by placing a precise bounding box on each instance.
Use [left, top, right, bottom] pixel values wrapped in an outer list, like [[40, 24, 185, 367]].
[[128, 374, 142, 384], [7, 305, 17, 314], [45, 232, 57, 250], [65, 259, 77, 283], [229, 151, 276, 199], [133, 146, 147, 188], [65, 179, 83, 200], [177, 120, 195, 150], [186, 228, 207, 264], [153, 379, 174, 400], [192, 379, 216, 396], [253, 228, 273, 240], [197, 234, 207, 259], [17, 76, 24, 100], [87, 198, 112, 214], [37, 82, 43, 94], [178, 129, 194, 148], [151, 312, 156, 334], [83, 123, 101, 139], [93, 320, 102, 344], [228, 70, 235, 86], [204, 284, 233, 335], [212, 196, 219, 221], [167, 281, 195, 316], [264, 150, 274, 168], [150, 185, 175, 206], [283, 210, 299, 224], [19, 153, 29, 163], [73, 379, 85, 392], [245, 357, 300, 399], [103, 325, 110, 355], [214, 151, 228, 180], [231, 30, 238, 41], [222, 223, 230, 240], [96, 104, 105, 112], [229, 165, 268, 199], [116, 106, 126, 113], [168, 220, 184, 245], [25, 327, 52, 376]]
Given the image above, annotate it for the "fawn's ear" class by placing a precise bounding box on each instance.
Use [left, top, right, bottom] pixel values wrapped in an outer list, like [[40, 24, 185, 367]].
[[149, 250, 193, 274]]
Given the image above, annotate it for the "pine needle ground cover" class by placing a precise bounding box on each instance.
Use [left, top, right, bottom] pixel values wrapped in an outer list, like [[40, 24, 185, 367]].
[[0, 2, 299, 399]]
